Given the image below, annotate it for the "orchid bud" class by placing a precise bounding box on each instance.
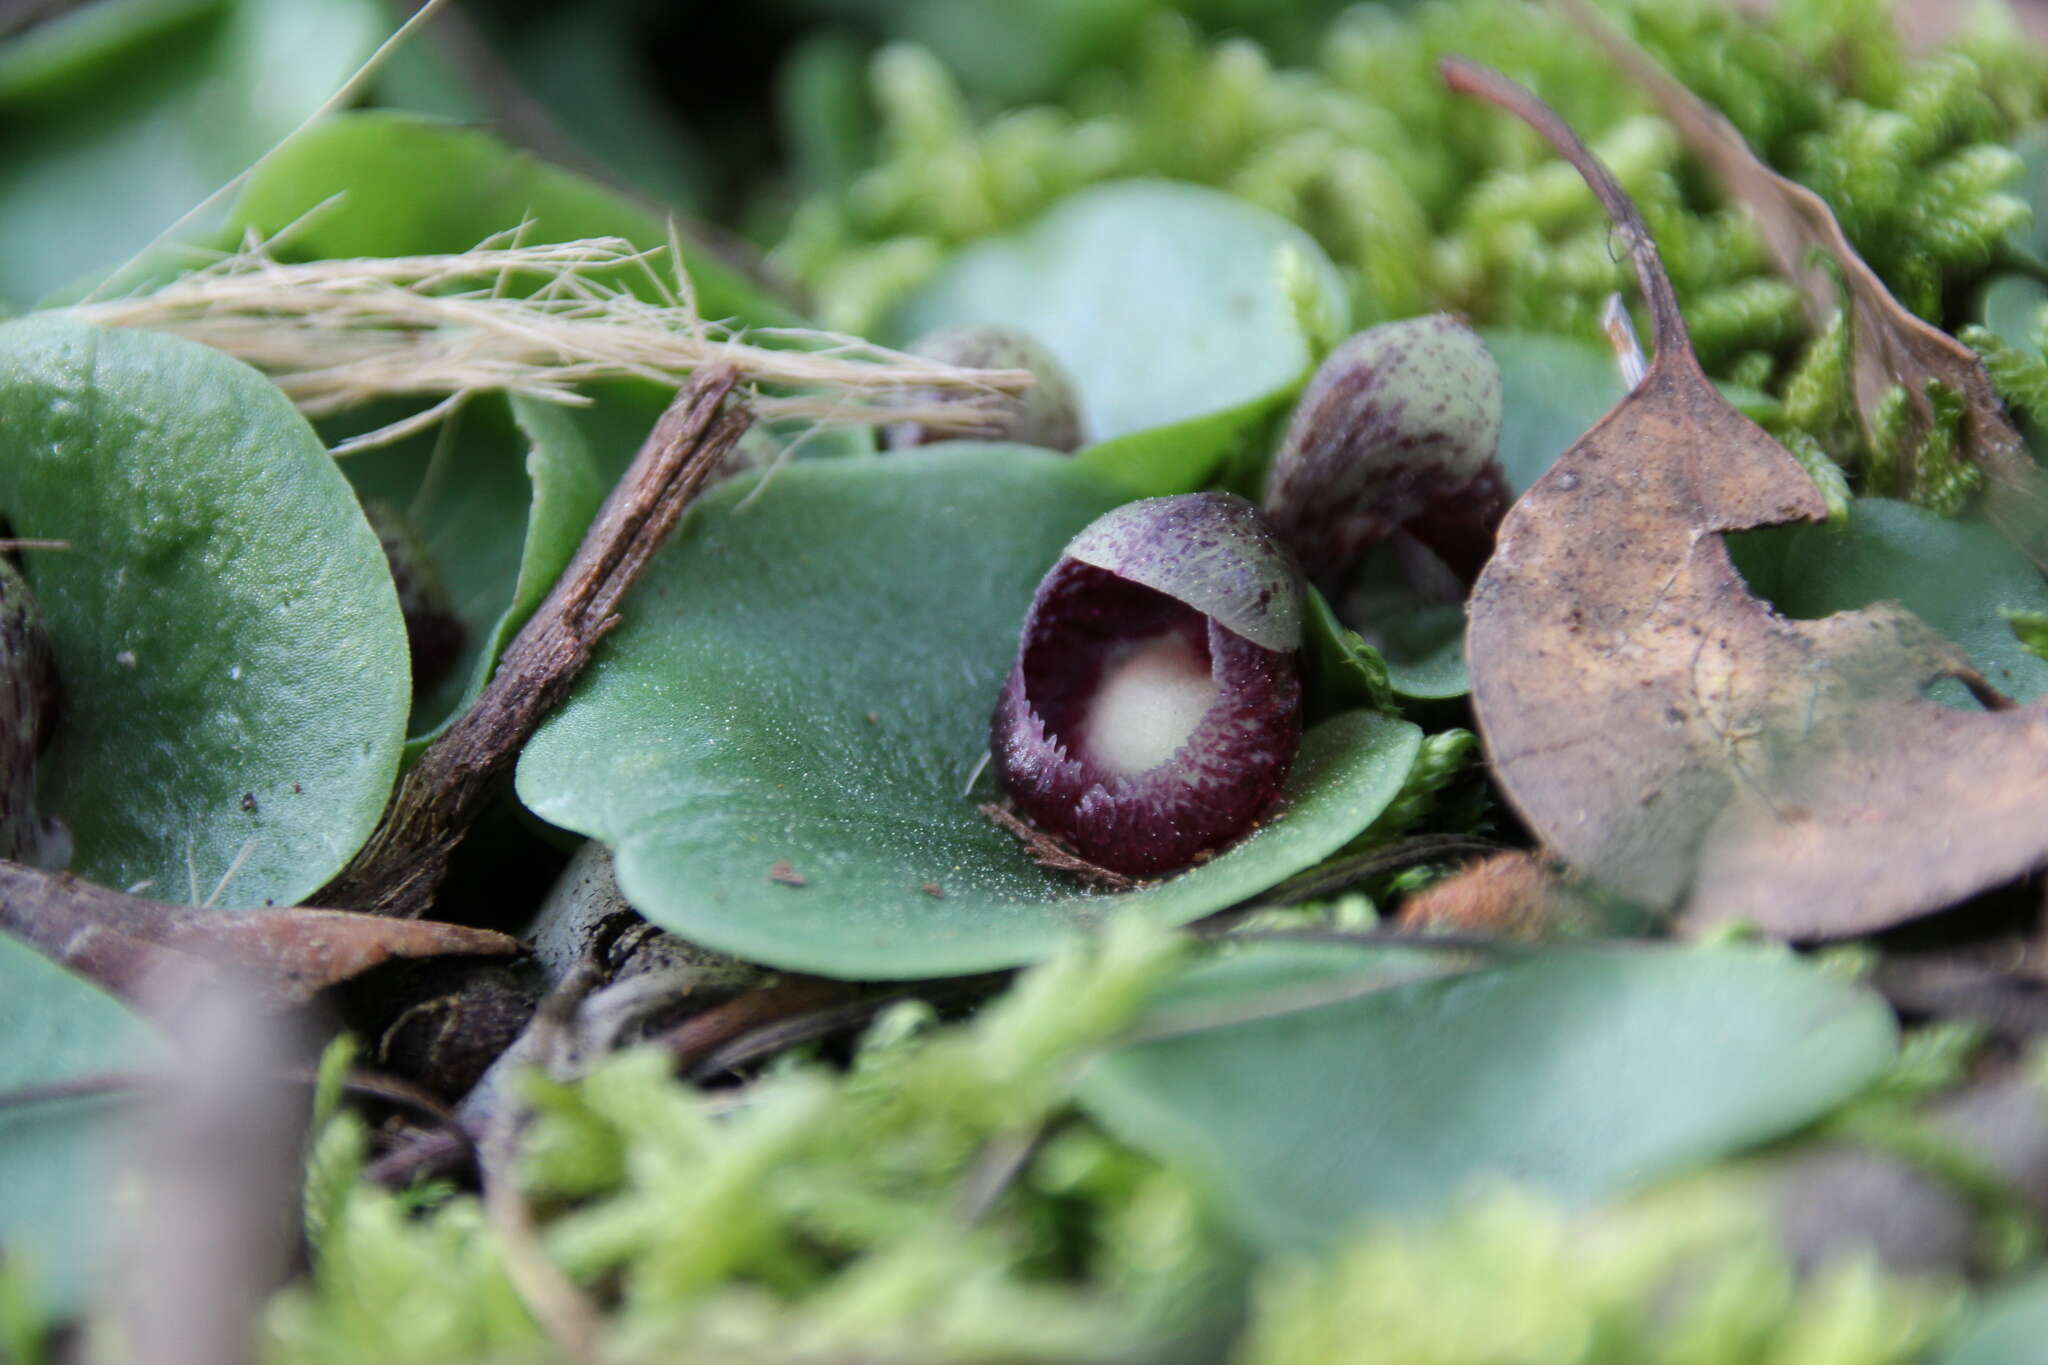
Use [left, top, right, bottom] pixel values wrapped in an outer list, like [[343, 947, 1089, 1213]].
[[883, 323, 1085, 453], [1264, 315, 1507, 587], [991, 493, 1303, 877]]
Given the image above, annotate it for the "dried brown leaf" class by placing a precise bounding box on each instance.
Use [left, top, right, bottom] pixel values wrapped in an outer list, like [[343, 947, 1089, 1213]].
[[1556, 0, 2048, 557], [1449, 59, 2048, 939], [0, 859, 519, 1011]]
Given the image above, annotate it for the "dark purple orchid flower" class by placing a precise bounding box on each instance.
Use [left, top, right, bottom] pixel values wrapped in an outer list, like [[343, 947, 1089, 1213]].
[[991, 492, 1304, 877], [1263, 314, 1506, 589]]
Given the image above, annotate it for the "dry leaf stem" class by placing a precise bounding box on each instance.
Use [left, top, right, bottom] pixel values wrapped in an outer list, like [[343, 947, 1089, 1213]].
[[0, 859, 518, 1012], [477, 954, 609, 1365], [1554, 0, 2048, 555]]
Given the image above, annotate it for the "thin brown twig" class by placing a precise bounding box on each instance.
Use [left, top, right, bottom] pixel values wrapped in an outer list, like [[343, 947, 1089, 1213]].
[[1440, 57, 1693, 367], [954, 1121, 1059, 1225], [478, 954, 608, 1365], [1117, 955, 1485, 1048], [1206, 834, 1505, 921], [0, 1063, 470, 1165], [317, 367, 751, 917], [664, 974, 1009, 1081], [661, 977, 866, 1072], [365, 1126, 472, 1189]]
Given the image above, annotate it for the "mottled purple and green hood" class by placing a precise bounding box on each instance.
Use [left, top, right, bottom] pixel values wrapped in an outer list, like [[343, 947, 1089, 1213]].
[[991, 492, 1304, 876]]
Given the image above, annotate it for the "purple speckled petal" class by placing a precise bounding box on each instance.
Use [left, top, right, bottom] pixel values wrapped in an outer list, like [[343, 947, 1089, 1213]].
[[991, 496, 1304, 876], [1263, 314, 1505, 584], [1064, 492, 1301, 652]]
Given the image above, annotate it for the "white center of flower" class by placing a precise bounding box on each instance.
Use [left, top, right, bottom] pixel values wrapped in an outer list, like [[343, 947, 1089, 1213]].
[[1081, 632, 1217, 776]]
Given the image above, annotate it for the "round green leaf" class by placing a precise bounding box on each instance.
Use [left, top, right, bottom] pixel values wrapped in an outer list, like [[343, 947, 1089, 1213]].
[[1079, 941, 1896, 1253], [2003, 124, 2048, 273], [0, 0, 385, 308], [0, 934, 160, 1314], [1936, 1271, 2048, 1365], [0, 0, 219, 103], [890, 180, 1347, 450], [1728, 497, 2048, 705], [1371, 601, 1468, 700], [1334, 544, 1471, 702], [1483, 328, 1627, 494], [1301, 585, 1394, 715], [1979, 274, 2048, 352], [0, 316, 409, 907], [516, 446, 1421, 979], [1075, 393, 1291, 499]]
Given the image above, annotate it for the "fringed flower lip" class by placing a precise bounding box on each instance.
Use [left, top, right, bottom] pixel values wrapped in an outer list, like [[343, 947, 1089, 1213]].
[[990, 492, 1304, 877]]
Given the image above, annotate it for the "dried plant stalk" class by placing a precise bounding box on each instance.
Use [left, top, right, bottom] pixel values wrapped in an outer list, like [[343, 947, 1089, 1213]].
[[66, 235, 1033, 451]]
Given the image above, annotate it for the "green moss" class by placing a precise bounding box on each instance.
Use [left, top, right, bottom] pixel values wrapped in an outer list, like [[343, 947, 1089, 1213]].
[[777, 0, 2048, 522], [263, 923, 1233, 1364], [2005, 607, 2048, 663], [1965, 324, 2048, 422], [1373, 728, 1480, 843], [1778, 430, 1854, 526], [1237, 1183, 1959, 1365]]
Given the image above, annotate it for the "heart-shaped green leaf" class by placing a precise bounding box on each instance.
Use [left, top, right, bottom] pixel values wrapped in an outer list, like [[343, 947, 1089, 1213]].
[[890, 181, 1347, 455], [0, 0, 218, 102], [0, 0, 385, 308], [0, 316, 409, 907], [229, 110, 795, 326], [1729, 497, 2048, 705], [0, 933, 160, 1314], [517, 445, 1421, 979], [1937, 1271, 2048, 1365], [1075, 393, 1292, 499], [2003, 124, 2048, 274], [1078, 941, 1895, 1253], [1483, 328, 1628, 494], [1979, 273, 2048, 352], [1333, 543, 1471, 702], [336, 395, 606, 749]]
